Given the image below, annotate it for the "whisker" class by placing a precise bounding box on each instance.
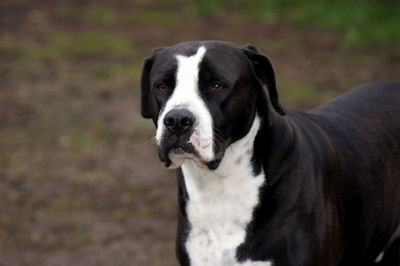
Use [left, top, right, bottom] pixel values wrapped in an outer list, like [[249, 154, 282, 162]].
[[212, 127, 224, 142], [145, 135, 158, 146]]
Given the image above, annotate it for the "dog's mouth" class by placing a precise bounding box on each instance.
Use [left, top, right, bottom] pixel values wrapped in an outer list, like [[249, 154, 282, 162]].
[[158, 140, 222, 170]]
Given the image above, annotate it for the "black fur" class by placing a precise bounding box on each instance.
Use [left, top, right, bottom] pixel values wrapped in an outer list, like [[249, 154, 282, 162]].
[[242, 44, 286, 116], [140, 41, 400, 266]]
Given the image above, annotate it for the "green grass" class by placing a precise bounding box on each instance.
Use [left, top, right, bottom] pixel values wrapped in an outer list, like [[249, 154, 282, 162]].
[[0, 44, 24, 60], [13, 31, 136, 61], [186, 0, 225, 15], [191, 0, 400, 45], [290, 0, 400, 45], [279, 80, 336, 107], [111, 208, 128, 223], [84, 7, 119, 25], [127, 10, 181, 25], [85, 7, 182, 26], [96, 62, 142, 81], [50, 31, 135, 58]]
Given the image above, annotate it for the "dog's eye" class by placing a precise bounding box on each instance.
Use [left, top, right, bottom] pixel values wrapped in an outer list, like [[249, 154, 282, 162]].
[[157, 85, 167, 92], [211, 83, 223, 91]]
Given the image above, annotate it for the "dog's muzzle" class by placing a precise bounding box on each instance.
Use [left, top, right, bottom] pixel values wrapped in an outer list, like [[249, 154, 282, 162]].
[[158, 109, 197, 167], [157, 108, 221, 170]]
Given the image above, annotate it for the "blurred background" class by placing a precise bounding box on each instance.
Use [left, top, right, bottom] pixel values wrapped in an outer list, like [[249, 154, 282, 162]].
[[0, 0, 399, 265]]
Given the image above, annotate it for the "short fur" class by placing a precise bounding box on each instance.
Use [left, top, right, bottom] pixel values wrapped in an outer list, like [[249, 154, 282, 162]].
[[141, 40, 400, 266]]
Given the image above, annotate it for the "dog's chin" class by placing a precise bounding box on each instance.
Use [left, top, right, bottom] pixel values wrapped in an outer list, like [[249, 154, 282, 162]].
[[160, 150, 222, 170], [167, 152, 203, 169]]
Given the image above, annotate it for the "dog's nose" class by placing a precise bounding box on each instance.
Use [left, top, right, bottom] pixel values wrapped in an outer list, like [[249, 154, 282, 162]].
[[163, 109, 195, 133]]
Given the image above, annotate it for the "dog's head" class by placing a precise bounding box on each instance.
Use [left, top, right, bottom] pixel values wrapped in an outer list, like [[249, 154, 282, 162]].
[[141, 41, 285, 170]]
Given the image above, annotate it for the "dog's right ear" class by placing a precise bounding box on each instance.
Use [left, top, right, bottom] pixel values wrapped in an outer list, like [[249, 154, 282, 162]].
[[140, 48, 165, 118]]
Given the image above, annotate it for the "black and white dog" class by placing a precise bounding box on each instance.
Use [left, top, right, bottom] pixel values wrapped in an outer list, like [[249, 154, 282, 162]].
[[140, 41, 400, 266]]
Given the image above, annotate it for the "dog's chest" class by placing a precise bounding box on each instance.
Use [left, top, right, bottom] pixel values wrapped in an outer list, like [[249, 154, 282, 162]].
[[181, 131, 271, 265]]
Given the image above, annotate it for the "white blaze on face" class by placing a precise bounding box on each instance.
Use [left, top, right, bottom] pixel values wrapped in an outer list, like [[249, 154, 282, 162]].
[[155, 46, 214, 166]]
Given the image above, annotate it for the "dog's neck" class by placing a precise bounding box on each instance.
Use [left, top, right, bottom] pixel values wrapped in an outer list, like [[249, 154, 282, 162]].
[[181, 115, 263, 192]]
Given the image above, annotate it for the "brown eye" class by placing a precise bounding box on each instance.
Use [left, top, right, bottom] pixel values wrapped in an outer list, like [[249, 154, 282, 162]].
[[157, 85, 167, 92], [211, 83, 223, 91]]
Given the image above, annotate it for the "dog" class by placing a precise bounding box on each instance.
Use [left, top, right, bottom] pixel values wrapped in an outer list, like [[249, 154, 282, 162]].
[[140, 40, 400, 266]]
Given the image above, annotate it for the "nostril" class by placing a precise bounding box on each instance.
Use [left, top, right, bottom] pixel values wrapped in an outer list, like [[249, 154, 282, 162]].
[[180, 117, 193, 127], [164, 117, 175, 127]]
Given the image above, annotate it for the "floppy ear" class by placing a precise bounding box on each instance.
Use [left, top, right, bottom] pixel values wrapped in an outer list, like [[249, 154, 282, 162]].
[[242, 44, 286, 115], [140, 56, 154, 118], [140, 48, 166, 118]]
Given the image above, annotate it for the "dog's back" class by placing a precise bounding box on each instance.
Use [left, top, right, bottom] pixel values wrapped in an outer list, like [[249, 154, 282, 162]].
[[293, 81, 400, 264], [309, 81, 400, 172], [308, 81, 400, 181]]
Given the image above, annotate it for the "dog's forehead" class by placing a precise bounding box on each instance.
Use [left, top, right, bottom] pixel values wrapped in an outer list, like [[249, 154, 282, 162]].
[[171, 41, 241, 57], [151, 41, 247, 77]]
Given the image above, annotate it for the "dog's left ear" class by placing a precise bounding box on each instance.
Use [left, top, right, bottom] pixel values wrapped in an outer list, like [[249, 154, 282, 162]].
[[140, 47, 165, 118], [242, 44, 286, 116]]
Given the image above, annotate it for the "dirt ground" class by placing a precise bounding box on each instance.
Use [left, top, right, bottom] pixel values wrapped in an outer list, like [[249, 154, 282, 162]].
[[0, 1, 399, 265]]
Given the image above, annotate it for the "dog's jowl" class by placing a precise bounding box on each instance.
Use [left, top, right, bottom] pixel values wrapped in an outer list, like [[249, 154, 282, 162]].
[[140, 41, 400, 266]]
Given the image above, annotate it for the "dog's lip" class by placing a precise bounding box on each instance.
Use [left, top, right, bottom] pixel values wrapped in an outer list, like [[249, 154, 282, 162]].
[[158, 142, 195, 164], [158, 136, 225, 170], [159, 148, 223, 170], [159, 147, 195, 168], [168, 149, 206, 168]]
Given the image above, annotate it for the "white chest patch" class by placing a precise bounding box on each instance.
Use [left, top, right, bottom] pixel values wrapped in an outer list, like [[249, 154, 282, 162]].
[[182, 117, 273, 266]]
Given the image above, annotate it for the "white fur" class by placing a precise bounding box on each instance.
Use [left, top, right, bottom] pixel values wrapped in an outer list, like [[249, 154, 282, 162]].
[[375, 251, 384, 263], [182, 116, 273, 266], [375, 224, 400, 263], [156, 47, 214, 167]]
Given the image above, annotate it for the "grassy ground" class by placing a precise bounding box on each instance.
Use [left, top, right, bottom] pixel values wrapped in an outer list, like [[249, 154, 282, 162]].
[[193, 0, 400, 45], [0, 0, 399, 265]]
